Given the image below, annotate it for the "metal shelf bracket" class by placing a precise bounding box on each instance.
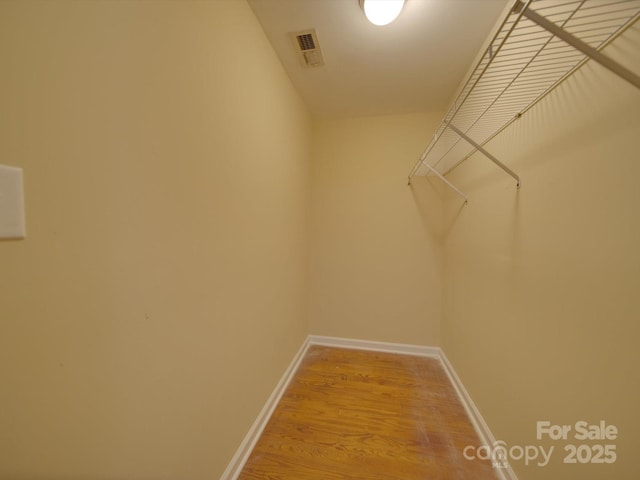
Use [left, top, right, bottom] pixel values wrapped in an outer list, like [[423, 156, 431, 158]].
[[409, 160, 468, 204], [448, 123, 521, 188]]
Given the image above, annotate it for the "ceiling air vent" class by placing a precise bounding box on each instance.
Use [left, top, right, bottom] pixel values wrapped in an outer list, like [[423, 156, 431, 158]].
[[292, 29, 324, 68], [297, 33, 316, 51]]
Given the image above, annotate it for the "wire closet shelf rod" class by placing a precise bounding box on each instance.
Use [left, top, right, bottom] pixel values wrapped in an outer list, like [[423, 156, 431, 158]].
[[408, 0, 640, 197]]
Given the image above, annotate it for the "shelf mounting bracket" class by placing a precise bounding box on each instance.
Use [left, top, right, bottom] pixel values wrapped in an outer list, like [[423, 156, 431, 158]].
[[447, 123, 521, 188], [409, 160, 468, 204]]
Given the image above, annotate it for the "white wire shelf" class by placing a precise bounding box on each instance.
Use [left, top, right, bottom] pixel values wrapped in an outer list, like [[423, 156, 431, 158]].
[[409, 0, 640, 200]]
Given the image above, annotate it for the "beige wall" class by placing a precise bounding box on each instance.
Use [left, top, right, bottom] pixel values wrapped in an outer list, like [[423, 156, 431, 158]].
[[441, 24, 640, 480], [309, 113, 444, 345], [0, 1, 310, 479], [3, 1, 639, 479]]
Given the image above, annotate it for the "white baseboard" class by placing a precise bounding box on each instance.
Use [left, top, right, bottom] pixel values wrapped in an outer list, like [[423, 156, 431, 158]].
[[219, 337, 312, 480], [221, 335, 518, 480], [438, 349, 518, 480], [307, 334, 442, 357]]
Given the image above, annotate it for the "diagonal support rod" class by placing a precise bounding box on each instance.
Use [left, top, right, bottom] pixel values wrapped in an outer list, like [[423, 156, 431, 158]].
[[409, 160, 469, 204], [448, 123, 521, 188], [516, 0, 640, 90]]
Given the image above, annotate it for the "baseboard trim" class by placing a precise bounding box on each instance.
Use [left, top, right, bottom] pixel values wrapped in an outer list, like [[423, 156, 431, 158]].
[[221, 335, 518, 480], [219, 337, 311, 480], [438, 349, 518, 480], [307, 334, 441, 358]]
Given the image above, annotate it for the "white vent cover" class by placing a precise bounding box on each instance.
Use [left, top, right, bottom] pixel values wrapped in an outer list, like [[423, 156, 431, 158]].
[[292, 29, 324, 68]]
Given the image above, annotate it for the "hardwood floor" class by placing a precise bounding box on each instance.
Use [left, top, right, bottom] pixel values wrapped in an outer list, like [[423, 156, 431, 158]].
[[238, 346, 500, 480]]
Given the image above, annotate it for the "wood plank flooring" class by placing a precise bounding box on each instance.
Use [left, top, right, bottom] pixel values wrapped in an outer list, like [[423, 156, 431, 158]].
[[238, 346, 500, 480]]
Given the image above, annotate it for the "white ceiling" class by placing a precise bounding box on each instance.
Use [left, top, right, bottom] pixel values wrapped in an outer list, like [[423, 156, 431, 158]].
[[248, 0, 511, 119]]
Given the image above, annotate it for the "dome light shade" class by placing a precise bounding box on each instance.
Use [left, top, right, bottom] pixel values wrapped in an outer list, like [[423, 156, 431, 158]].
[[360, 0, 405, 26]]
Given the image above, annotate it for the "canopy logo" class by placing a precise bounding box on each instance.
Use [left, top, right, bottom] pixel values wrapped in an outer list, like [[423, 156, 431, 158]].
[[463, 440, 553, 469]]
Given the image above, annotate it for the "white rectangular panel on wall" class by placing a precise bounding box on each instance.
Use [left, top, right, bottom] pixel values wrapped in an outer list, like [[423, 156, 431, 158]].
[[0, 165, 26, 239]]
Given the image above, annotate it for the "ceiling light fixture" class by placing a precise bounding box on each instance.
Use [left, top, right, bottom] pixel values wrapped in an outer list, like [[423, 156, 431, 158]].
[[359, 0, 405, 26]]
